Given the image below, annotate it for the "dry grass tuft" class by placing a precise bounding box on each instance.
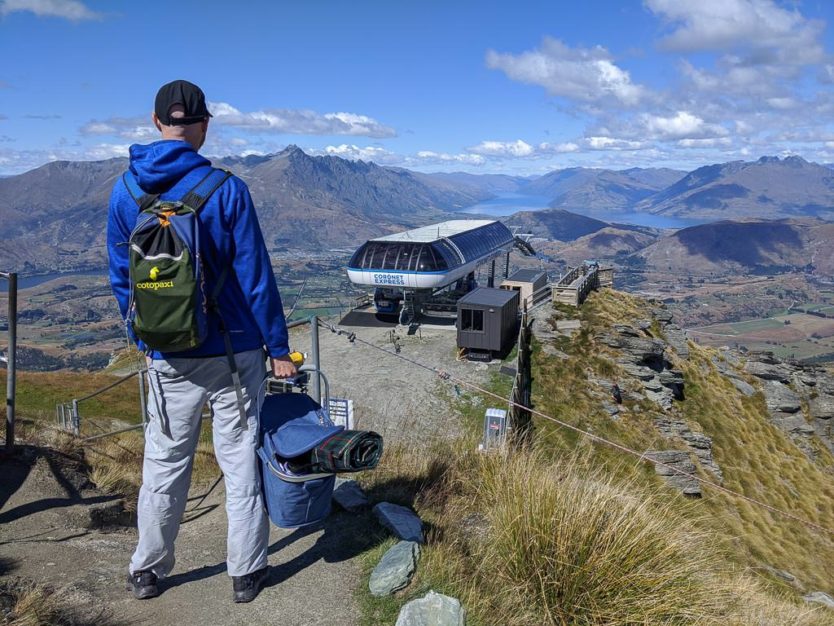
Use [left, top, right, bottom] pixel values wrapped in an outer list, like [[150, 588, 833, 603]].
[[85, 421, 219, 508], [424, 449, 735, 625], [0, 578, 120, 626]]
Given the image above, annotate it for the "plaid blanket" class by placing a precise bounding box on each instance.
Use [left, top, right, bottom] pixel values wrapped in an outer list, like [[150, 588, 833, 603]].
[[285, 430, 383, 474]]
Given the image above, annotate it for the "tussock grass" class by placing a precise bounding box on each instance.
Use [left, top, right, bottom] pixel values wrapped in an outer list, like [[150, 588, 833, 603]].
[[0, 578, 120, 625], [86, 422, 219, 507], [367, 443, 834, 625], [679, 344, 834, 592], [425, 449, 733, 625]]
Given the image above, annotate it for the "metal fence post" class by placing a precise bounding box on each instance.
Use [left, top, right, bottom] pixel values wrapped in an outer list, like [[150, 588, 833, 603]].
[[310, 315, 321, 404], [3, 272, 17, 453], [72, 398, 80, 436]]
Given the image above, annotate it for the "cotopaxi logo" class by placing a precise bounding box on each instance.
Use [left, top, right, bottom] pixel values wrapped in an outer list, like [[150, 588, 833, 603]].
[[136, 281, 174, 290]]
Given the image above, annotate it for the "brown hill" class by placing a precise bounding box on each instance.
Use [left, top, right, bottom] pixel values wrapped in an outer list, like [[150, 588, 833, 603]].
[[636, 219, 834, 276], [549, 226, 659, 265], [504, 208, 609, 241]]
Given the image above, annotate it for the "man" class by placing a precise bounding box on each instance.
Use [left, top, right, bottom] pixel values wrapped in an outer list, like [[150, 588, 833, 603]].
[[107, 79, 296, 603]]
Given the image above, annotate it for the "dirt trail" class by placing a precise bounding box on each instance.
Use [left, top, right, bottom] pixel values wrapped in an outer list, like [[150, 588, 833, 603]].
[[0, 448, 372, 625]]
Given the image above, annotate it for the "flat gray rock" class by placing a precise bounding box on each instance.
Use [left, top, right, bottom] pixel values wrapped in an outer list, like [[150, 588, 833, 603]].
[[333, 479, 369, 512], [662, 324, 689, 358], [809, 394, 834, 420], [730, 377, 757, 397], [396, 590, 466, 626], [369, 540, 420, 596], [763, 381, 801, 414], [745, 360, 792, 383], [804, 591, 834, 609], [373, 502, 424, 543], [645, 450, 700, 496]]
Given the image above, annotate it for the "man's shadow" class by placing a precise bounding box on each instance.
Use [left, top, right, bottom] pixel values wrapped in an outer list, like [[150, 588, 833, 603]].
[[0, 446, 121, 525], [161, 508, 383, 593]]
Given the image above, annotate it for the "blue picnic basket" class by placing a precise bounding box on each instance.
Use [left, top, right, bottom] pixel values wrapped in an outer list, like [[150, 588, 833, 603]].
[[257, 392, 343, 529]]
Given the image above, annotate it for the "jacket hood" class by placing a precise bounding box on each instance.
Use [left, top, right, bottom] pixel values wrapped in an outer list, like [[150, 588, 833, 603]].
[[128, 140, 211, 193]]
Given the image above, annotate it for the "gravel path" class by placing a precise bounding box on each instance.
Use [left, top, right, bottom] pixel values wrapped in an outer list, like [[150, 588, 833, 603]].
[[290, 316, 494, 444], [0, 450, 371, 626]]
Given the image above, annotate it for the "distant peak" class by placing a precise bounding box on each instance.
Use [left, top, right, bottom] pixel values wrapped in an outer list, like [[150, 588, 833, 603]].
[[756, 155, 807, 166], [280, 144, 305, 157]]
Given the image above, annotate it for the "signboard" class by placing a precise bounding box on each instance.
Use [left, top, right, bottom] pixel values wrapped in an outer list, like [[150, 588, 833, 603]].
[[328, 397, 355, 429]]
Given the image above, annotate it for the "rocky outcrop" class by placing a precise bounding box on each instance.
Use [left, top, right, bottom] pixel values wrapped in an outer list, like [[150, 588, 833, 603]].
[[652, 308, 690, 359], [740, 351, 834, 458], [599, 322, 682, 411], [369, 541, 421, 597], [373, 502, 425, 544], [644, 450, 701, 496], [653, 417, 722, 482]]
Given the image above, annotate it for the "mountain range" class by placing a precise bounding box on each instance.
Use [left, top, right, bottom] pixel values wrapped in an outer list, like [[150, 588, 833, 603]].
[[0, 146, 488, 272], [1, 148, 833, 274], [636, 156, 834, 221]]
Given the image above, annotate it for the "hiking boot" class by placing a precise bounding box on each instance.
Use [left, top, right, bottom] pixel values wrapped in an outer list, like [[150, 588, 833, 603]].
[[232, 566, 269, 603], [126, 570, 158, 599]]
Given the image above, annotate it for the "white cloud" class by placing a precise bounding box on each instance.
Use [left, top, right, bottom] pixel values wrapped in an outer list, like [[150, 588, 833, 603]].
[[766, 96, 797, 110], [644, 111, 704, 138], [84, 143, 130, 159], [641, 111, 729, 140], [323, 144, 397, 162], [209, 102, 396, 138], [677, 137, 732, 148], [80, 117, 156, 141], [646, 0, 823, 63], [415, 150, 485, 165], [486, 37, 645, 105], [0, 0, 102, 21], [586, 136, 645, 150], [539, 141, 580, 154], [468, 139, 535, 157]]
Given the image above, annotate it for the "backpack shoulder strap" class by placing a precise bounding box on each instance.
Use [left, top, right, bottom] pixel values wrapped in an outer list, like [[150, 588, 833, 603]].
[[179, 167, 233, 213], [122, 172, 159, 212]]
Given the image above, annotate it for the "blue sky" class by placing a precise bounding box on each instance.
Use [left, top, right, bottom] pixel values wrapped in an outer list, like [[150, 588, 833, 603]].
[[2, 0, 834, 175]]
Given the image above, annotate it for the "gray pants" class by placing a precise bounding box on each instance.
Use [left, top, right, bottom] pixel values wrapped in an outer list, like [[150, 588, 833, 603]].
[[129, 349, 269, 578]]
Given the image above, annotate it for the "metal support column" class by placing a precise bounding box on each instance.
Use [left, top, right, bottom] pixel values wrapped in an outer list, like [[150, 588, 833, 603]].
[[3, 272, 17, 453], [310, 315, 321, 404], [505, 251, 510, 278], [488, 259, 496, 288]]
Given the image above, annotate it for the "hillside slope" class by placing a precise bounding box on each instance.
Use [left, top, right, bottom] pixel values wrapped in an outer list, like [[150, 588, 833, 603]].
[[636, 218, 834, 276]]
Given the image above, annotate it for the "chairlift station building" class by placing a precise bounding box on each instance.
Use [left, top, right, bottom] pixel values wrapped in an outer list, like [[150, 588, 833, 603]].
[[346, 220, 515, 290]]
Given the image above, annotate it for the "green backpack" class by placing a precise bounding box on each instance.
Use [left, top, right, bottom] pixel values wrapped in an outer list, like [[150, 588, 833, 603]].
[[123, 167, 230, 353]]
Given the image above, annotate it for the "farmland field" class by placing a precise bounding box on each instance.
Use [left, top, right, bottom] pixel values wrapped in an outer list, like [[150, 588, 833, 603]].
[[689, 309, 834, 362]]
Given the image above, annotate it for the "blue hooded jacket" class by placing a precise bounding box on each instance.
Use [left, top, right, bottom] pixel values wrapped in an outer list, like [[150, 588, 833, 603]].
[[107, 140, 289, 360]]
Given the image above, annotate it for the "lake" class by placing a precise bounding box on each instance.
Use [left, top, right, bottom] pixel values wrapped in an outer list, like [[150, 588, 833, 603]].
[[458, 192, 700, 230], [0, 270, 107, 292]]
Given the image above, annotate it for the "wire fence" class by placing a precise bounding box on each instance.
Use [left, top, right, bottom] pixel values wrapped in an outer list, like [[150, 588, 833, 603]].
[[507, 309, 533, 446]]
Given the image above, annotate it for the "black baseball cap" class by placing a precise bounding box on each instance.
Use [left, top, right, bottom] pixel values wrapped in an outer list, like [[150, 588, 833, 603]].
[[154, 79, 212, 126]]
